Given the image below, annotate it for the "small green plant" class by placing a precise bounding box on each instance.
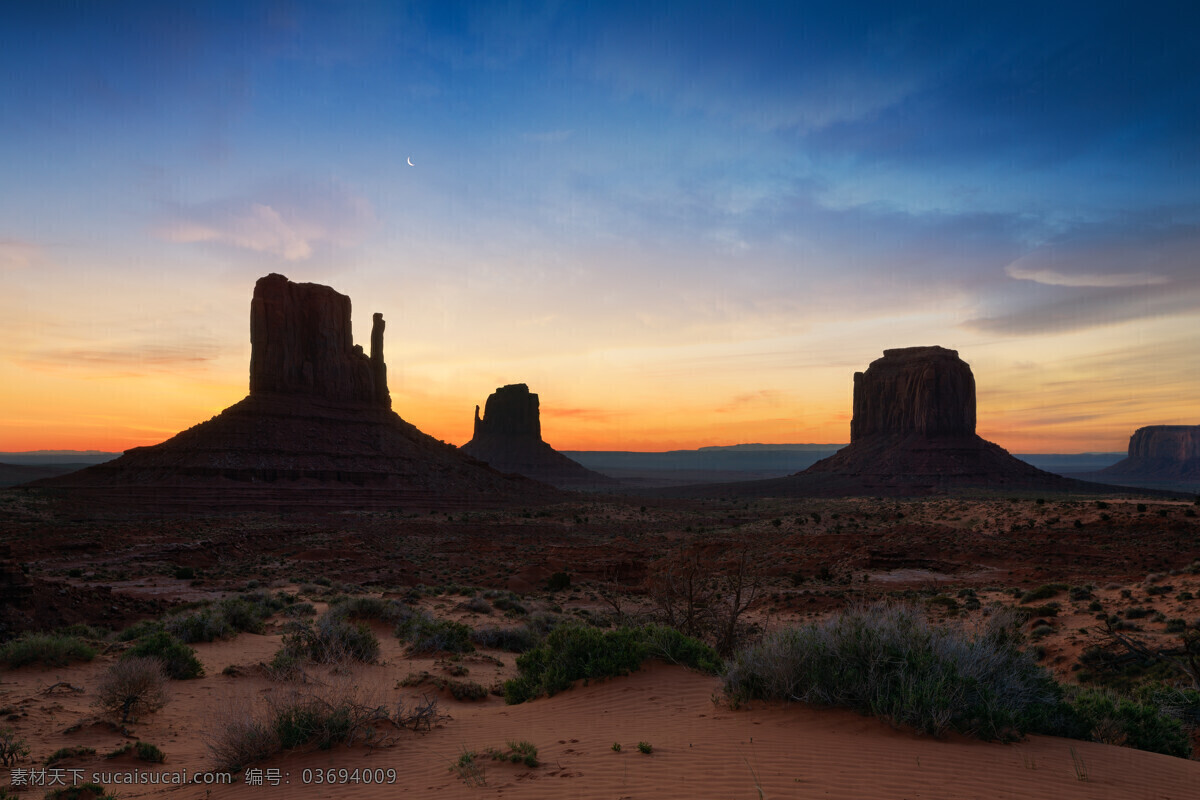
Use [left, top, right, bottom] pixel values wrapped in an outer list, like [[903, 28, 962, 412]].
[[450, 749, 487, 787], [44, 783, 117, 800], [611, 742, 622, 752], [135, 741, 165, 763], [546, 571, 572, 592], [105, 743, 132, 758], [637, 741, 652, 754], [45, 746, 95, 765], [487, 740, 539, 767]]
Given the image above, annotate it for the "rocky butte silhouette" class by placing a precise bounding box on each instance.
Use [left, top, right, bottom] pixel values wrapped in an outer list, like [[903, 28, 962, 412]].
[[460, 383, 618, 490], [661, 346, 1154, 498], [29, 274, 558, 511], [1095, 425, 1200, 485]]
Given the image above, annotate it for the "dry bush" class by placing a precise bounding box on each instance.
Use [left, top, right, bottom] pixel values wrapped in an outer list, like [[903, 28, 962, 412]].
[[205, 676, 416, 772], [93, 657, 168, 724], [647, 536, 764, 655]]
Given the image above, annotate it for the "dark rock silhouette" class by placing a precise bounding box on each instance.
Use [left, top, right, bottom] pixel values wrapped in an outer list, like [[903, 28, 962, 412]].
[[850, 346, 975, 439], [31, 275, 557, 510], [249, 273, 389, 406], [1097, 425, 1200, 483], [473, 383, 542, 439], [658, 346, 1150, 498], [461, 384, 617, 490]]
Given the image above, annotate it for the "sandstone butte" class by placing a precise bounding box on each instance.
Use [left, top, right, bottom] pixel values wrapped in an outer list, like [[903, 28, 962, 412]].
[[662, 346, 1157, 498], [460, 383, 617, 490], [1099, 425, 1200, 483], [29, 274, 559, 511]]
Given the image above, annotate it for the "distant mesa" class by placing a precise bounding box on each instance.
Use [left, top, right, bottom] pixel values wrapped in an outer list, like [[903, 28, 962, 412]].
[[29, 274, 556, 510], [661, 346, 1143, 498], [461, 384, 617, 490], [1097, 425, 1200, 484]]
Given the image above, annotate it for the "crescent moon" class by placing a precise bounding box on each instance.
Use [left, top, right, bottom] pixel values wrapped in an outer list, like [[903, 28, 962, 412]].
[[407, 157, 414, 167]]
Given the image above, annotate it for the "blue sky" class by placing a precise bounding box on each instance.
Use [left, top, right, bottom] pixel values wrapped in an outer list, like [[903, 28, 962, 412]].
[[2, 1, 1198, 451]]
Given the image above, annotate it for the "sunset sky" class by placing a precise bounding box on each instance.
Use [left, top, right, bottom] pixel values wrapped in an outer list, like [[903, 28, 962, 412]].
[[2, 1, 1198, 454]]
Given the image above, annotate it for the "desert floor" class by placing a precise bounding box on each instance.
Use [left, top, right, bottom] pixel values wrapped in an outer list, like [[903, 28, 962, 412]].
[[3, 489, 1200, 798]]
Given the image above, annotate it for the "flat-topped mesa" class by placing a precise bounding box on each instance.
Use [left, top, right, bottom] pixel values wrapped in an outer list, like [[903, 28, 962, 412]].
[[850, 346, 975, 441], [473, 383, 541, 439], [249, 273, 390, 407], [1099, 424, 1200, 482], [1127, 425, 1200, 461]]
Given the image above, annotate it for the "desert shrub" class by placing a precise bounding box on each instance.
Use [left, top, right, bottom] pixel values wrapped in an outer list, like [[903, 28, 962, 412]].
[[486, 740, 539, 767], [45, 746, 94, 765], [470, 624, 539, 653], [638, 623, 724, 674], [0, 633, 96, 668], [281, 601, 317, 618], [447, 680, 489, 701], [54, 623, 110, 640], [327, 596, 412, 624], [122, 632, 204, 679], [277, 616, 380, 665], [166, 608, 233, 643], [504, 624, 718, 704], [116, 619, 164, 642], [44, 783, 116, 800], [1068, 586, 1093, 601], [723, 603, 1054, 740], [272, 702, 349, 750], [637, 741, 653, 754], [404, 618, 475, 655], [546, 572, 572, 592], [168, 592, 287, 644], [134, 742, 165, 763], [465, 595, 492, 613], [490, 595, 528, 615], [1057, 686, 1190, 757], [206, 716, 280, 772], [1020, 584, 1068, 603], [94, 656, 169, 723], [0, 727, 29, 766]]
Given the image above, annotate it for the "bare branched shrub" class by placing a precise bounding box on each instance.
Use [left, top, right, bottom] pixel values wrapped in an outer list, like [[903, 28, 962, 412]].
[[93, 657, 168, 724], [647, 535, 764, 655], [206, 677, 412, 772], [205, 714, 280, 773], [0, 726, 30, 766], [394, 693, 445, 731]]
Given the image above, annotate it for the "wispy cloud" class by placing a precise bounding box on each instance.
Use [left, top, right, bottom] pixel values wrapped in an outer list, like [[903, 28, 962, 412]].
[[23, 340, 221, 376], [156, 179, 374, 261], [715, 390, 785, 414], [965, 217, 1200, 335], [1005, 264, 1168, 288]]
